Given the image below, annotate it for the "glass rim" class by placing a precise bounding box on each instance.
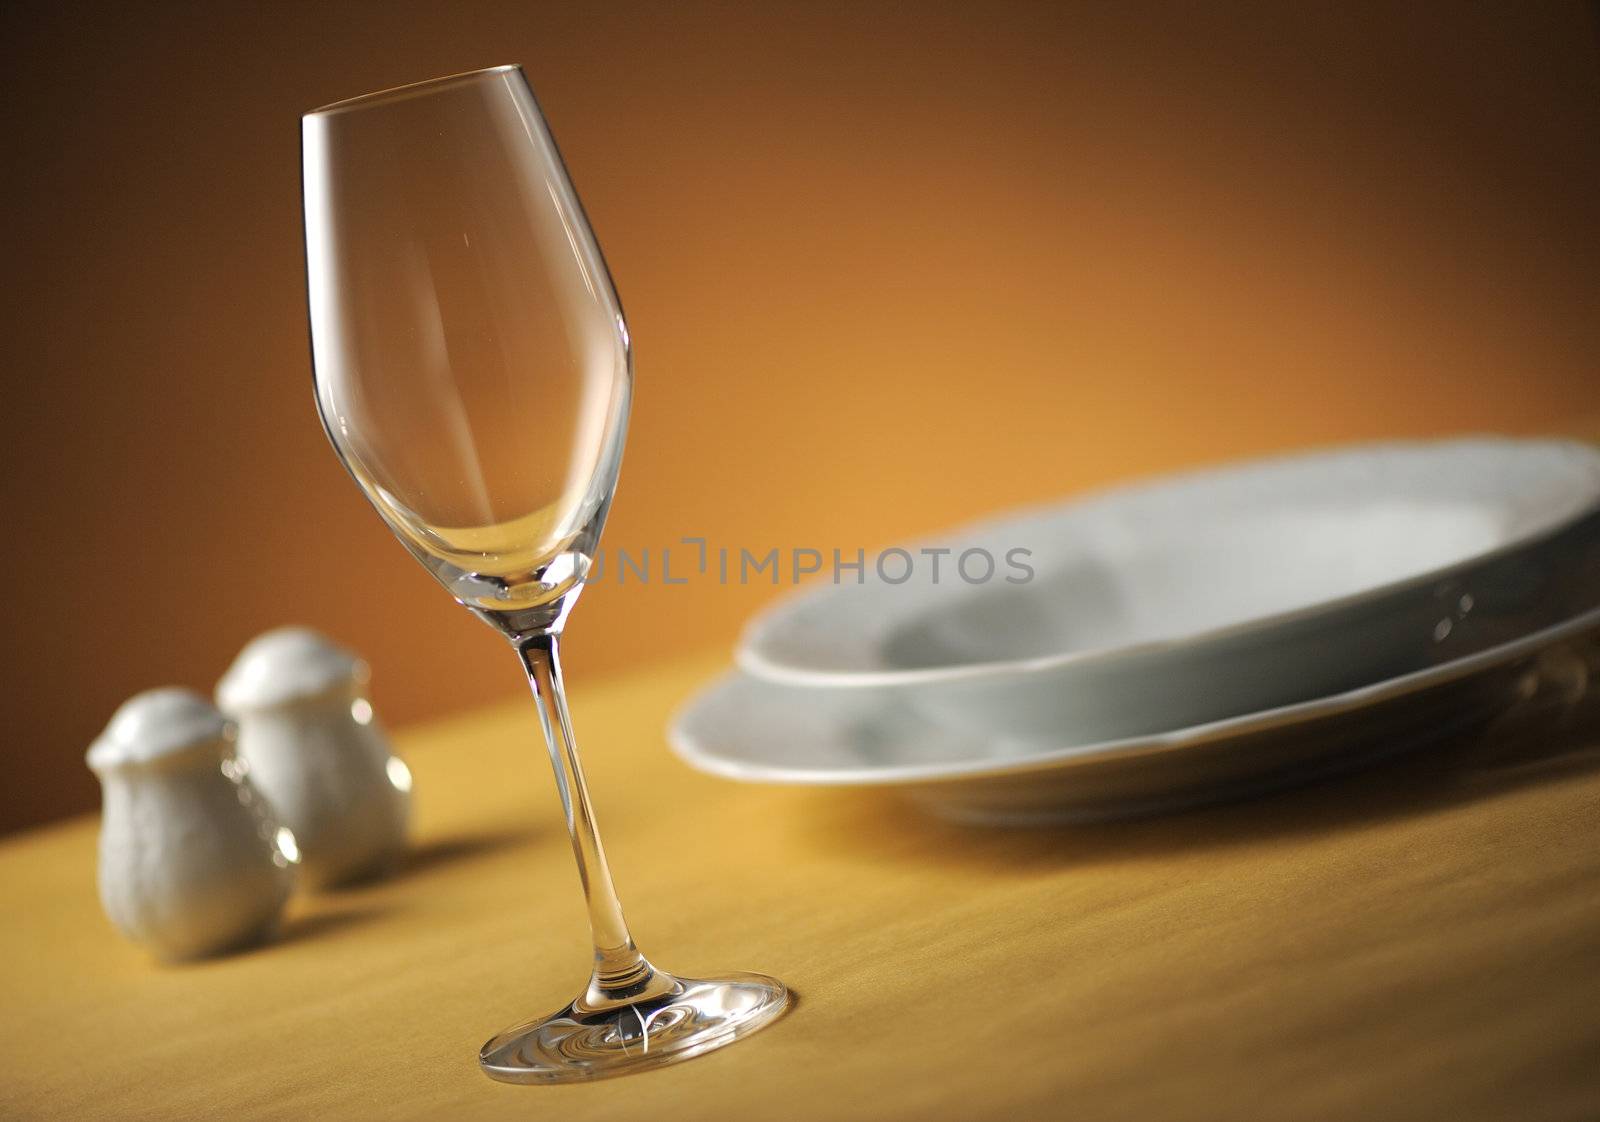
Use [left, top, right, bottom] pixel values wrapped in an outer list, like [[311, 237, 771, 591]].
[[304, 64, 521, 118]]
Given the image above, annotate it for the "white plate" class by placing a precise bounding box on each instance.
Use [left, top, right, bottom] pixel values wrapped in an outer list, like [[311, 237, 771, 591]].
[[676, 610, 1600, 824], [738, 438, 1600, 744]]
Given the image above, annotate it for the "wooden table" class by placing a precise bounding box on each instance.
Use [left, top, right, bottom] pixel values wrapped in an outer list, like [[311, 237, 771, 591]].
[[5, 652, 1599, 1120]]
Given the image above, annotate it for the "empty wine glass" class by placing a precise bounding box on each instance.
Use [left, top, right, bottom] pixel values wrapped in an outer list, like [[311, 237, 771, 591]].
[[302, 65, 789, 1083]]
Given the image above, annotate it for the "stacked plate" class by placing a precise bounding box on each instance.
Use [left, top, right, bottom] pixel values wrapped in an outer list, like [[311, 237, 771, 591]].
[[671, 438, 1600, 823]]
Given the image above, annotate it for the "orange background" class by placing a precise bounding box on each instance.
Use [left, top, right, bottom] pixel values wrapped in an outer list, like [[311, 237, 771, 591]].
[[3, 2, 1598, 833]]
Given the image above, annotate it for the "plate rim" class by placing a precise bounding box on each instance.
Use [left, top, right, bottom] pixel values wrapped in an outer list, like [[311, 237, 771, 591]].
[[674, 606, 1600, 788], [736, 436, 1600, 688]]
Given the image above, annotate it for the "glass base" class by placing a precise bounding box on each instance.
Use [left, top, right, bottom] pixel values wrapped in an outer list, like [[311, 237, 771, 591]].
[[479, 971, 791, 1084]]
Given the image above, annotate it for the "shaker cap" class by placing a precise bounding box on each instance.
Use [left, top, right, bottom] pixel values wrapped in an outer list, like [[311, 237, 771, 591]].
[[86, 688, 231, 773], [216, 627, 364, 712]]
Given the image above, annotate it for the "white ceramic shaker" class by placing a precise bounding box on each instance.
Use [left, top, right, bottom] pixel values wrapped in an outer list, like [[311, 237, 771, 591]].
[[87, 689, 296, 961], [215, 627, 411, 889]]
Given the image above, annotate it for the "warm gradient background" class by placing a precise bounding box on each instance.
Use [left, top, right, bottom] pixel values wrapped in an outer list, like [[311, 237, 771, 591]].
[[4, 2, 1598, 834]]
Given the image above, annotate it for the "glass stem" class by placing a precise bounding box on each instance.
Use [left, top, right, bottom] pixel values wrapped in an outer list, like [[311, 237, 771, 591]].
[[516, 633, 675, 1013]]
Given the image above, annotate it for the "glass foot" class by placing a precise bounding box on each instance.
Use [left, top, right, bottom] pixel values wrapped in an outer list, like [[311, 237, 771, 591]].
[[479, 971, 791, 1084]]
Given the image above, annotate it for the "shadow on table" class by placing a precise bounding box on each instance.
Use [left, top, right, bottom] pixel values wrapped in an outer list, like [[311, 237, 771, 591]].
[[280, 903, 389, 944], [794, 656, 1600, 874], [227, 826, 538, 957], [402, 825, 538, 877], [171, 902, 396, 965], [144, 827, 539, 964]]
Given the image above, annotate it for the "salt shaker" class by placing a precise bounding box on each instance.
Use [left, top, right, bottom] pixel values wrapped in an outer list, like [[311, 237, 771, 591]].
[[216, 627, 411, 888], [87, 689, 295, 961]]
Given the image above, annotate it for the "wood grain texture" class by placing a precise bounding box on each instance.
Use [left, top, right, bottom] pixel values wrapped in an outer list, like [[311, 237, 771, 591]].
[[4, 652, 1599, 1120]]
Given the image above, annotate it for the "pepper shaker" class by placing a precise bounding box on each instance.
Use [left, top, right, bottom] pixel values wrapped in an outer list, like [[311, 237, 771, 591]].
[[216, 627, 411, 888], [87, 689, 295, 961]]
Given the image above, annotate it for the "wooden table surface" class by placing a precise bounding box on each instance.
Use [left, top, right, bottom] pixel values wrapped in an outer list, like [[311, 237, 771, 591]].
[[5, 651, 1599, 1121]]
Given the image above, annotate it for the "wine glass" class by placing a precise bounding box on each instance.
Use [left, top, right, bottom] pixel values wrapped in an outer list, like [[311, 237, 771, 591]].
[[302, 65, 790, 1083]]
